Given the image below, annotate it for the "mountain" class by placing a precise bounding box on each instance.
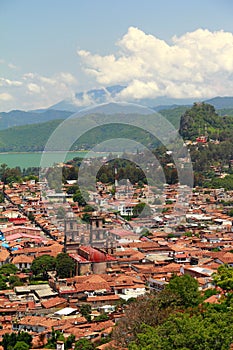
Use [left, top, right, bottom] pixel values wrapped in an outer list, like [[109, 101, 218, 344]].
[[48, 88, 233, 114], [49, 85, 126, 112], [0, 109, 72, 130], [204, 96, 233, 109], [153, 104, 191, 112], [48, 85, 199, 112], [2, 84, 233, 132]]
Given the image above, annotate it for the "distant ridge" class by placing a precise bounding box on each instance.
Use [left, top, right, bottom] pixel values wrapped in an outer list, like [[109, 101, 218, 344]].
[[2, 88, 233, 132], [204, 96, 233, 109], [0, 109, 72, 130]]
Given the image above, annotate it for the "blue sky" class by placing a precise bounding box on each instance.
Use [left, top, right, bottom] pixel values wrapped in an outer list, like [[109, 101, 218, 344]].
[[1, 0, 233, 110]]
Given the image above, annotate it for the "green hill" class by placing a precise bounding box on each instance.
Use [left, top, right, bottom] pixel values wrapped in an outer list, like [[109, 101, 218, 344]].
[[0, 120, 63, 152], [179, 102, 233, 141], [0, 108, 184, 152], [0, 114, 161, 152]]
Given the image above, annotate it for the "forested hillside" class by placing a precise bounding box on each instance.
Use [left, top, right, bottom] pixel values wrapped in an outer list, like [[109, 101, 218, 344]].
[[0, 120, 63, 152], [1, 103, 233, 161], [179, 102, 233, 141]]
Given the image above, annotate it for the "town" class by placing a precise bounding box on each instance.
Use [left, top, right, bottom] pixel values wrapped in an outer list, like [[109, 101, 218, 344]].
[[1, 156, 233, 349]]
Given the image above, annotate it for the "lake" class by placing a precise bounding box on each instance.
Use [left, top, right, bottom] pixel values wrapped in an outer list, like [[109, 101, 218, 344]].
[[0, 151, 90, 169]]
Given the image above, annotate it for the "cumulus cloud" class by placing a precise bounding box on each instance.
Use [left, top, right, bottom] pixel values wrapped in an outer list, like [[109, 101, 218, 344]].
[[77, 27, 233, 100], [0, 71, 78, 111], [2, 27, 233, 111]]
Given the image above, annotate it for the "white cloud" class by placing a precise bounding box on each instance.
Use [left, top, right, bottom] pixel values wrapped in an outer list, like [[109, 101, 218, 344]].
[[8, 63, 17, 69], [27, 83, 41, 94], [59, 72, 77, 84], [0, 78, 22, 87], [2, 27, 233, 111], [0, 93, 13, 101], [0, 71, 78, 110], [77, 27, 233, 100]]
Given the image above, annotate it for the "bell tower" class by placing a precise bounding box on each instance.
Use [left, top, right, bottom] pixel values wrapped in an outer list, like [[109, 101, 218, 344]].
[[64, 210, 79, 250], [89, 212, 108, 247]]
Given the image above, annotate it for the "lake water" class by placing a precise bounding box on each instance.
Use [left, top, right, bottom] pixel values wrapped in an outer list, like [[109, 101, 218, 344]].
[[0, 151, 90, 169]]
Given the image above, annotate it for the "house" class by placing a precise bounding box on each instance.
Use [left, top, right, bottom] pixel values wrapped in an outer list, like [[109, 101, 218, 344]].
[[183, 266, 215, 289], [111, 275, 146, 300], [173, 253, 190, 264], [147, 277, 168, 292], [113, 249, 145, 266], [11, 254, 34, 270], [0, 249, 10, 266], [12, 316, 59, 333], [214, 252, 233, 266], [41, 296, 67, 309], [86, 294, 120, 306]]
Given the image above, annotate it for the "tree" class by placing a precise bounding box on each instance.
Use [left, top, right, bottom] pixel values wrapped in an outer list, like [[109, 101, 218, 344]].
[[1, 166, 22, 184], [13, 341, 29, 350], [94, 313, 109, 322], [0, 263, 18, 275], [46, 328, 65, 349], [139, 228, 151, 238], [165, 274, 201, 308], [56, 253, 75, 278], [80, 304, 91, 322], [99, 173, 109, 184], [2, 332, 32, 350], [74, 338, 94, 350], [132, 202, 152, 218], [64, 334, 75, 350], [2, 333, 17, 350], [31, 255, 56, 279], [83, 205, 94, 213], [113, 292, 176, 347], [213, 264, 233, 291], [73, 190, 87, 207], [16, 332, 32, 345], [66, 185, 79, 195], [81, 213, 91, 223], [0, 275, 7, 290], [9, 275, 23, 287], [128, 310, 233, 350]]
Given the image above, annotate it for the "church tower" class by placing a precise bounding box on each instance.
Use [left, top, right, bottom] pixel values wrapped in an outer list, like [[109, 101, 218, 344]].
[[64, 210, 79, 251]]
